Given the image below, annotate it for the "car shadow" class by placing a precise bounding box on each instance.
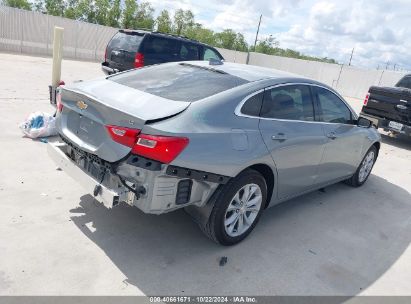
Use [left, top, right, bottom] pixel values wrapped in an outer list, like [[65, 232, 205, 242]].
[[380, 132, 411, 150], [70, 174, 411, 296]]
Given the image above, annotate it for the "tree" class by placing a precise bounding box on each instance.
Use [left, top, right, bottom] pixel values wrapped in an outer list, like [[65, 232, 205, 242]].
[[134, 2, 154, 30], [156, 9, 172, 33], [95, 0, 110, 25], [233, 33, 248, 52], [214, 29, 237, 49], [71, 0, 96, 22], [173, 9, 194, 35], [3, 0, 31, 10], [33, 0, 45, 12], [122, 0, 137, 29], [254, 36, 279, 54], [107, 0, 121, 27], [45, 0, 65, 16], [185, 25, 215, 45], [63, 0, 78, 19]]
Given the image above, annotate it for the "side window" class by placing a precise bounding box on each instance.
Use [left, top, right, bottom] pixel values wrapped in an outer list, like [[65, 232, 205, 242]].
[[396, 77, 411, 89], [241, 92, 263, 116], [203, 47, 221, 60], [260, 85, 315, 121], [143, 36, 180, 62], [315, 87, 352, 124], [180, 43, 200, 60]]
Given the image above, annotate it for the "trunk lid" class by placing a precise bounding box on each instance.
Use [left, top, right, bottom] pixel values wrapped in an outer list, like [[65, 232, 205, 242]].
[[363, 86, 411, 124], [58, 78, 190, 162]]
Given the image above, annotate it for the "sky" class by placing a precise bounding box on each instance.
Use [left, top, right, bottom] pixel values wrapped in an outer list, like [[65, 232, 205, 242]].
[[147, 0, 411, 70]]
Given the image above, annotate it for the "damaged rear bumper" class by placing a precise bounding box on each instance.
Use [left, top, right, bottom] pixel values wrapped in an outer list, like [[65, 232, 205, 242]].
[[48, 141, 122, 208], [47, 140, 222, 214]]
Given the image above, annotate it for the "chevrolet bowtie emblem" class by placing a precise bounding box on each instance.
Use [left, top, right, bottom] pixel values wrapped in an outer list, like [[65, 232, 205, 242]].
[[76, 100, 88, 110]]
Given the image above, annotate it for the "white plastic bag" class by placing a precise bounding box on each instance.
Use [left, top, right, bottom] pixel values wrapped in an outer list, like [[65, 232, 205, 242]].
[[19, 112, 58, 139]]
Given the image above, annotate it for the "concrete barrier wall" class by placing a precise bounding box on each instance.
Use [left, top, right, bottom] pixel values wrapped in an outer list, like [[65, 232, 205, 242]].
[[248, 52, 406, 99], [0, 6, 407, 99], [215, 47, 247, 63], [0, 6, 117, 61]]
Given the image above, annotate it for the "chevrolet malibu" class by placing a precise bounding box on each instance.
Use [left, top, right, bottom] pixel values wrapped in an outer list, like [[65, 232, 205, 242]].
[[48, 61, 381, 245]]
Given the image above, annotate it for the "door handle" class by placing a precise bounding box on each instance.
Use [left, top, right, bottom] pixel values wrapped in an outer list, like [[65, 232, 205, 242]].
[[271, 133, 287, 141], [326, 131, 337, 139]]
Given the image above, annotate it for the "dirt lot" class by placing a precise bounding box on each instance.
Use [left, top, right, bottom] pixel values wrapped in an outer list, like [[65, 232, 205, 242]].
[[0, 53, 410, 296]]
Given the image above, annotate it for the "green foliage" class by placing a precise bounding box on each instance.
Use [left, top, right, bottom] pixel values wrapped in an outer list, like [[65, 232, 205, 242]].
[[254, 37, 337, 64], [254, 36, 279, 54], [122, 0, 137, 29], [185, 24, 215, 45], [134, 2, 154, 30], [32, 0, 44, 12], [94, 0, 110, 25], [156, 9, 172, 33], [44, 0, 65, 16], [107, 0, 121, 28], [173, 9, 194, 36], [4, 0, 31, 10], [214, 29, 248, 51], [121, 1, 154, 30]]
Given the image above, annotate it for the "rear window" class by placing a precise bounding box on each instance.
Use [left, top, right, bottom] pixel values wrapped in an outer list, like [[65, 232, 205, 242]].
[[108, 32, 144, 53], [396, 76, 411, 89], [109, 63, 249, 102]]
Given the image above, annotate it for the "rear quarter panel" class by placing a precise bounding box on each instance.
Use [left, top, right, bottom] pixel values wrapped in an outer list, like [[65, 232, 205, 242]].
[[141, 81, 277, 179]]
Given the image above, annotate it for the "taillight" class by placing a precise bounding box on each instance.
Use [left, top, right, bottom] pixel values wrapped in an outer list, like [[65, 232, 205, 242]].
[[106, 125, 141, 148], [363, 93, 370, 106], [132, 134, 189, 164], [106, 126, 189, 164], [104, 47, 108, 62], [134, 52, 144, 68], [56, 90, 63, 113]]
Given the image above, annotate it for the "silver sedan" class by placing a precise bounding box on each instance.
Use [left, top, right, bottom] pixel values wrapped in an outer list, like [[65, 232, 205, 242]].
[[48, 61, 381, 245]]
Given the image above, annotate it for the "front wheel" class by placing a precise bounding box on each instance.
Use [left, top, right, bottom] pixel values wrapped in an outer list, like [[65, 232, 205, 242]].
[[345, 145, 377, 187], [199, 169, 267, 246]]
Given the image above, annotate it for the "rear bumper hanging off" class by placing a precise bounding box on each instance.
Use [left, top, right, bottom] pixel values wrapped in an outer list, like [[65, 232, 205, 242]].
[[47, 140, 221, 214], [47, 141, 121, 208]]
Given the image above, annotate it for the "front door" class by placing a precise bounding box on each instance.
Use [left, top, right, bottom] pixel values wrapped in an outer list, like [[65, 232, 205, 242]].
[[258, 84, 325, 199]]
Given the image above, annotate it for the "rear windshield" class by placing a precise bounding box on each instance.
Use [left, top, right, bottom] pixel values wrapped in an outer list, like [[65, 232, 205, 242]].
[[108, 31, 144, 53], [396, 76, 411, 89], [108, 63, 249, 102]]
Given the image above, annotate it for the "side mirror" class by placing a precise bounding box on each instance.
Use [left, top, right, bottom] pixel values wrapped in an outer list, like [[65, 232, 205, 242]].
[[357, 117, 372, 128]]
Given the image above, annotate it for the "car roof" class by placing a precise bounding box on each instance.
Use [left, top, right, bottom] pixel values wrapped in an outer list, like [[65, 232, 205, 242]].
[[118, 29, 216, 48], [183, 61, 306, 82]]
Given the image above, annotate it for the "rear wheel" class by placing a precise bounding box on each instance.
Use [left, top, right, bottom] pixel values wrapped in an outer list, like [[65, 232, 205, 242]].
[[199, 169, 267, 246], [345, 145, 377, 187]]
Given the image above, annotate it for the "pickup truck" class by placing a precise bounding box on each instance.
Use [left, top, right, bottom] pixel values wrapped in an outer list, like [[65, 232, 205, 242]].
[[360, 74, 411, 136]]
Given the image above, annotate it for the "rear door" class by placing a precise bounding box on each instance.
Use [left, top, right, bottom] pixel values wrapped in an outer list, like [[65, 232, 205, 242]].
[[106, 31, 145, 71], [258, 84, 325, 199], [142, 35, 181, 65], [180, 42, 200, 61], [313, 87, 364, 183]]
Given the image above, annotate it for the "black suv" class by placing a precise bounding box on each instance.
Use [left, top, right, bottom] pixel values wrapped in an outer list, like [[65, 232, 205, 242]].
[[101, 29, 224, 75]]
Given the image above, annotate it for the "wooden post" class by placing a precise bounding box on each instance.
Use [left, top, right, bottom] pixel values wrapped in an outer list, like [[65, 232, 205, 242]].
[[51, 27, 64, 87]]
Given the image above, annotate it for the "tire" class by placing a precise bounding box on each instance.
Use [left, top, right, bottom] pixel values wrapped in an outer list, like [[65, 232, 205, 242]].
[[199, 169, 267, 246], [345, 145, 377, 187]]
